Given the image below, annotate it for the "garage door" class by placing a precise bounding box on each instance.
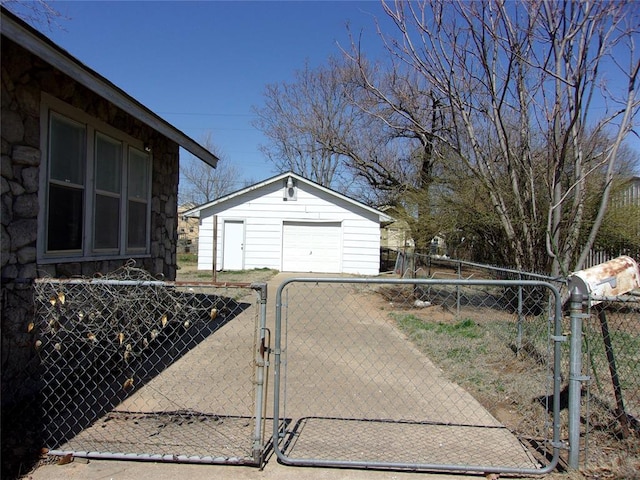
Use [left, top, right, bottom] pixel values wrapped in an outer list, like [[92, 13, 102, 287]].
[[282, 221, 341, 273]]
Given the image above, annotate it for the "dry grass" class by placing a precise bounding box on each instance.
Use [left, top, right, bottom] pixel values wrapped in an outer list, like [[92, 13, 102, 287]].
[[176, 256, 278, 285], [376, 284, 640, 480]]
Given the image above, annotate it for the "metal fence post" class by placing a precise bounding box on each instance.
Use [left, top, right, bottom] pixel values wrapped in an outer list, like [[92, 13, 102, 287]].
[[597, 307, 632, 438], [250, 282, 268, 464], [456, 261, 461, 318], [516, 274, 523, 355], [568, 287, 586, 469]]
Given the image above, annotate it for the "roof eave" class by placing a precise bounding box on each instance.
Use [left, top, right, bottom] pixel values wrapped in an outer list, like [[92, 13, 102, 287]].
[[185, 171, 394, 221], [1, 8, 218, 168]]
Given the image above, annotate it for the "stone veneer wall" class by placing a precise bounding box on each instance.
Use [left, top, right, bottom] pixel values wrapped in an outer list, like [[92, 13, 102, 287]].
[[1, 37, 180, 404]]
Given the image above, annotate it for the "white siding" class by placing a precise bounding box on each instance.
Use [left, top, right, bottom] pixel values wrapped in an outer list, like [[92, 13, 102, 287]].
[[196, 179, 382, 275], [343, 220, 381, 275], [196, 214, 214, 270]]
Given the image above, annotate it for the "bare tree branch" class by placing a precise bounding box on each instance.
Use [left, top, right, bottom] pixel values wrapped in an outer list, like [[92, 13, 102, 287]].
[[354, 0, 639, 273], [179, 132, 239, 205], [1, 0, 67, 31]]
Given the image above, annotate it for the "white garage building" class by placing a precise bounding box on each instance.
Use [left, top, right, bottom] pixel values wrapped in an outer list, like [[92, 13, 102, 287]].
[[185, 172, 392, 275]]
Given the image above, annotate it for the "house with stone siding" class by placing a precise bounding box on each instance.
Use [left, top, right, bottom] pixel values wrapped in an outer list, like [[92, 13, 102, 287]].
[[1, 7, 218, 405]]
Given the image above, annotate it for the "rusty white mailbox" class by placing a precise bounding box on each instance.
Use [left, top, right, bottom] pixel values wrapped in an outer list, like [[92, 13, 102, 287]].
[[569, 255, 640, 304]]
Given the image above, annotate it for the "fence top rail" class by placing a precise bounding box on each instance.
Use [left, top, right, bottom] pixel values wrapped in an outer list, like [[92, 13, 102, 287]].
[[414, 254, 566, 284], [33, 278, 253, 289], [34, 278, 167, 286], [174, 281, 253, 288], [275, 276, 562, 303], [588, 293, 640, 303]]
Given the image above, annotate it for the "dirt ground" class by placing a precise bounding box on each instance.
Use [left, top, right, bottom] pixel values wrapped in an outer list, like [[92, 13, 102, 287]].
[[175, 264, 278, 284]]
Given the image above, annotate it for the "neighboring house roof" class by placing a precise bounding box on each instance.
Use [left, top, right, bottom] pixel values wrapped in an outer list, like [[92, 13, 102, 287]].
[[617, 175, 640, 207], [178, 202, 198, 212], [0, 7, 218, 168], [184, 171, 393, 223], [378, 205, 406, 227]]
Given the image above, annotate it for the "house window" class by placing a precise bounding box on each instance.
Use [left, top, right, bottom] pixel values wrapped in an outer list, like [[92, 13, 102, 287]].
[[47, 115, 85, 252], [94, 133, 122, 250], [43, 108, 152, 259], [127, 148, 149, 250]]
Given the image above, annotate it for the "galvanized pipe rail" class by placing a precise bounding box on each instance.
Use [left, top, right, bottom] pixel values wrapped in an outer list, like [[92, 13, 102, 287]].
[[273, 277, 563, 476]]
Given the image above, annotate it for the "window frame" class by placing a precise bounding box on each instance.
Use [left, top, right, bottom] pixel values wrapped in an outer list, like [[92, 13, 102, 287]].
[[125, 145, 151, 253], [45, 113, 86, 254], [93, 131, 123, 253], [38, 94, 153, 263]]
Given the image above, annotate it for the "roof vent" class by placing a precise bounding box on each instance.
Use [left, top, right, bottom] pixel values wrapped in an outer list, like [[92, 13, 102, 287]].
[[283, 176, 297, 201]]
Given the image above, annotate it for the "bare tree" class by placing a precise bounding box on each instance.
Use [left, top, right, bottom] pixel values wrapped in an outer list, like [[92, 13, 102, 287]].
[[179, 132, 239, 205], [350, 0, 639, 274], [253, 55, 446, 247], [1, 0, 66, 31], [339, 51, 449, 248], [253, 58, 355, 187]]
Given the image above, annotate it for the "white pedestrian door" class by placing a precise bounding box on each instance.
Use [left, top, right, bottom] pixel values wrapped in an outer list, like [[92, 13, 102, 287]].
[[223, 220, 244, 270]]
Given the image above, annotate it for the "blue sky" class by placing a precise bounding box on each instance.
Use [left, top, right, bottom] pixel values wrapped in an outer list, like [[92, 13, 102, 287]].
[[27, 0, 390, 188], [11, 0, 639, 192]]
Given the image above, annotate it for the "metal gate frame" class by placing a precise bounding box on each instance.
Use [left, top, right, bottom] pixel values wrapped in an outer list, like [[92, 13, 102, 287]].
[[33, 276, 272, 466], [272, 277, 564, 475]]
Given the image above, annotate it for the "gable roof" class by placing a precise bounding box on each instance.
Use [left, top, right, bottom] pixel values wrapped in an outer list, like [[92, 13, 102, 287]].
[[184, 171, 393, 222], [0, 7, 218, 168]]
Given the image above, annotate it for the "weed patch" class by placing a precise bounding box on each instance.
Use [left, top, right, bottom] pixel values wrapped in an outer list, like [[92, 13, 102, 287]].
[[390, 307, 640, 479]]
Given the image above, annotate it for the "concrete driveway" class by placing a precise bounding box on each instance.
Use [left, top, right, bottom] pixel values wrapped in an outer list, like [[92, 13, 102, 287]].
[[29, 273, 540, 479]]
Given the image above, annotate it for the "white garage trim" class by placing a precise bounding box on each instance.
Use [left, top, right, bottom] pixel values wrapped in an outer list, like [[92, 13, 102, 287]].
[[282, 221, 342, 273], [186, 172, 392, 275]]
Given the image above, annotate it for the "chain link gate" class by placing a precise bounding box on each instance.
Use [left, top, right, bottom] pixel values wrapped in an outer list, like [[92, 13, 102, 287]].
[[273, 277, 563, 475], [32, 266, 272, 465]]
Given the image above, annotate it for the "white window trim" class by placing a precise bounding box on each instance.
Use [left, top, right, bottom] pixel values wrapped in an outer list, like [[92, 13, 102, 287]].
[[38, 93, 153, 263]]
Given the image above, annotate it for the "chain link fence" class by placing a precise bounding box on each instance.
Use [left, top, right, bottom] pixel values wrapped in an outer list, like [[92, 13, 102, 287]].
[[581, 293, 640, 473], [273, 277, 563, 475], [28, 265, 271, 465], [397, 251, 563, 283], [394, 252, 640, 474], [9, 256, 638, 477]]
